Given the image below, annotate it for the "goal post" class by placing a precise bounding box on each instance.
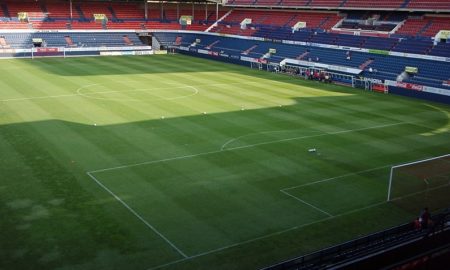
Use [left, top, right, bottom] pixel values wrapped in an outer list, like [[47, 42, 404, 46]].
[[387, 154, 450, 210]]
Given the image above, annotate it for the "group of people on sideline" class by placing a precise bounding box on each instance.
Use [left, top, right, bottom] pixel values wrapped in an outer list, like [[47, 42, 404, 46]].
[[275, 65, 332, 83]]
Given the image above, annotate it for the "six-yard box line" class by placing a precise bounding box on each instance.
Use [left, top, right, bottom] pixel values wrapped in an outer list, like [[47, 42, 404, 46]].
[[85, 121, 446, 268]]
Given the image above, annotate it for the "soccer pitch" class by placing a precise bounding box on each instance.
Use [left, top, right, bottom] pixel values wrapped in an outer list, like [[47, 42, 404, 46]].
[[0, 54, 449, 270]]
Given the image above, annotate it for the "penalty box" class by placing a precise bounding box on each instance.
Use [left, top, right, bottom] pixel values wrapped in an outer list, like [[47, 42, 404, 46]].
[[88, 147, 331, 257], [282, 167, 389, 217]]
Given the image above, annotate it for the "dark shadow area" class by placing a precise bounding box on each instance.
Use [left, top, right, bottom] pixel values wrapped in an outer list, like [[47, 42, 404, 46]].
[[1, 89, 449, 270]]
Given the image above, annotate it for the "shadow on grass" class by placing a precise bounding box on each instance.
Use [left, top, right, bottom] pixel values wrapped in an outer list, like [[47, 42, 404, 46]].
[[0, 83, 449, 270]]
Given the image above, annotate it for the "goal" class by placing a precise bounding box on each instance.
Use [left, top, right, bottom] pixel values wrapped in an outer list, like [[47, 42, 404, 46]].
[[387, 154, 450, 210]]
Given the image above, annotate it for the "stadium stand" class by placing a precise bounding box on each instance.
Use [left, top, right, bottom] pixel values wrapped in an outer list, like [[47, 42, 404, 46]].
[[77, 2, 111, 21], [0, 0, 449, 103], [0, 21, 30, 29], [45, 1, 74, 20], [5, 0, 47, 21], [262, 208, 450, 270], [110, 2, 144, 20], [210, 10, 341, 36], [407, 0, 450, 10], [309, 0, 345, 8], [0, 35, 9, 48], [229, 0, 346, 8], [421, 16, 450, 36], [32, 21, 68, 30], [0, 32, 143, 48], [343, 0, 405, 9], [0, 1, 226, 30], [154, 32, 450, 92], [431, 42, 450, 57], [1, 1, 449, 265], [226, 0, 450, 10], [396, 16, 450, 37], [70, 21, 104, 30], [336, 12, 407, 32]]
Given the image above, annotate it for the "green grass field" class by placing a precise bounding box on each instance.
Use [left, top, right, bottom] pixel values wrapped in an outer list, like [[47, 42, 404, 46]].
[[0, 54, 449, 270]]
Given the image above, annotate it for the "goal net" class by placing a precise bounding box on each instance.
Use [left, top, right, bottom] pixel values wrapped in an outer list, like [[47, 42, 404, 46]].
[[387, 154, 450, 211]]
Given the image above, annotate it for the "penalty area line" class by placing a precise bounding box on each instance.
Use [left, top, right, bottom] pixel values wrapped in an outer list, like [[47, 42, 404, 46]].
[[86, 172, 188, 259], [280, 190, 333, 217], [90, 121, 409, 174], [281, 164, 392, 192], [222, 122, 408, 151], [147, 200, 389, 270]]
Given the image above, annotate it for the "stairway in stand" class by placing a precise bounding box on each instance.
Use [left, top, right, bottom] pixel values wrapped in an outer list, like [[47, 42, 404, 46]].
[[359, 58, 374, 70]]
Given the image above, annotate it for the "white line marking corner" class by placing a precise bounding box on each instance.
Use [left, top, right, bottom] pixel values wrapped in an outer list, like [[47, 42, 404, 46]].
[[86, 172, 188, 258]]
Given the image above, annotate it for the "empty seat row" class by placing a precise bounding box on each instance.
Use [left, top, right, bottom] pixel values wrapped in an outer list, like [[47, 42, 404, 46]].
[[0, 32, 143, 48], [227, 0, 450, 9]]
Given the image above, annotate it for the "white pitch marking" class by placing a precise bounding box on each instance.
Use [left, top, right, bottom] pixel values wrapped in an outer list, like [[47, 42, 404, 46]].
[[0, 79, 296, 103], [89, 122, 409, 174], [281, 164, 392, 192], [220, 129, 321, 151], [223, 122, 409, 152], [169, 169, 450, 270], [0, 93, 80, 102], [280, 190, 333, 217], [90, 150, 220, 174], [147, 200, 389, 270], [77, 77, 304, 102], [0, 83, 99, 102], [86, 119, 440, 269], [86, 172, 188, 259], [76, 84, 199, 102], [391, 153, 450, 169]]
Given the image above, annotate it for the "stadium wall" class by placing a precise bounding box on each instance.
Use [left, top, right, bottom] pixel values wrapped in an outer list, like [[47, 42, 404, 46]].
[[176, 47, 255, 67], [158, 31, 450, 105], [0, 46, 153, 59], [388, 86, 450, 104]]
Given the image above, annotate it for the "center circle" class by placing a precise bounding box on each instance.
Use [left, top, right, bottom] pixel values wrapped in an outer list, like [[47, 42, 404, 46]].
[[76, 84, 199, 102]]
